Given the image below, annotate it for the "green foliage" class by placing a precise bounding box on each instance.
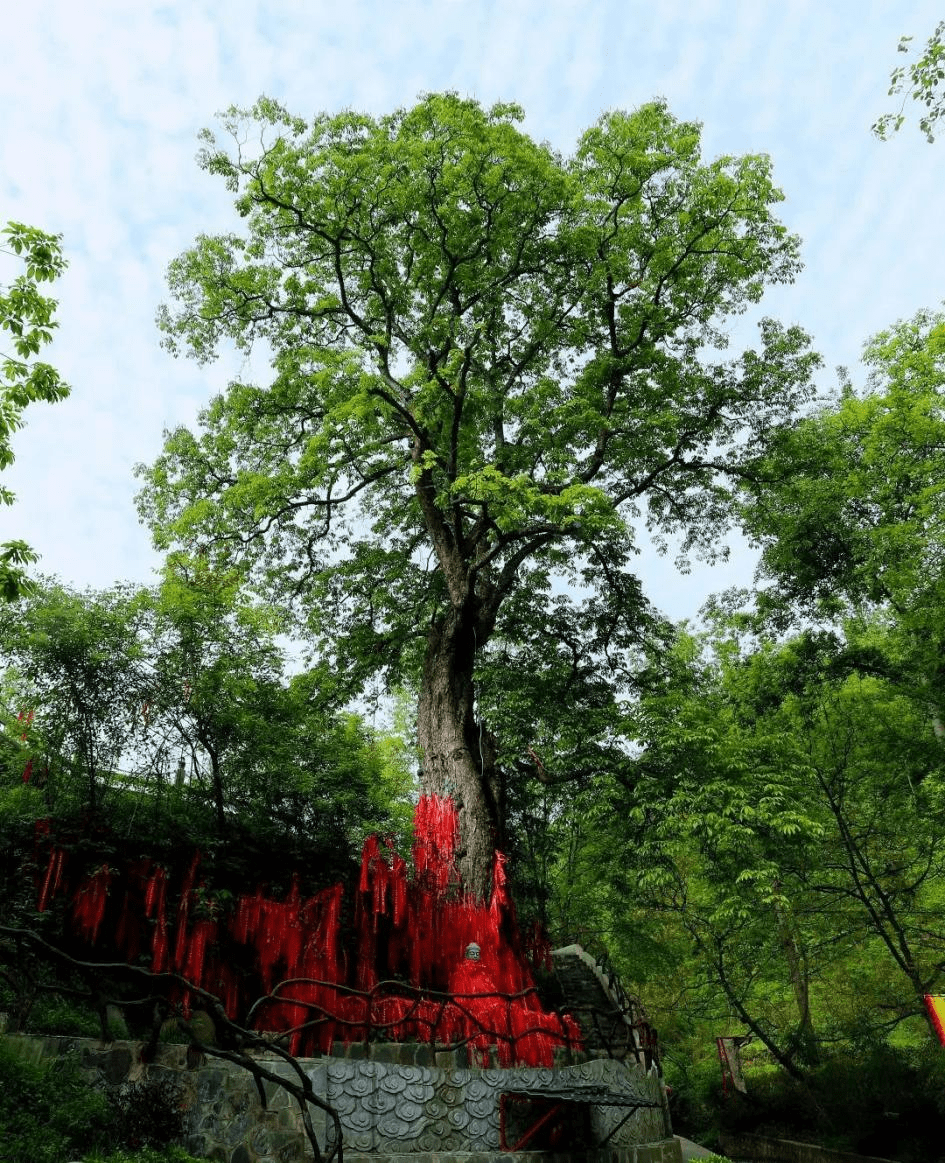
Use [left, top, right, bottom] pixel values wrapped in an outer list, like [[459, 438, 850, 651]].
[[740, 310, 945, 631], [27, 995, 101, 1037], [0, 1033, 190, 1158], [0, 224, 70, 601], [137, 90, 818, 894], [0, 578, 151, 816], [145, 556, 414, 847], [601, 612, 945, 1077], [874, 21, 945, 142], [107, 1075, 187, 1154], [0, 1036, 113, 1161], [606, 304, 945, 1150], [714, 1044, 945, 1161], [738, 309, 945, 771], [662, 1048, 728, 1144], [141, 90, 815, 647], [0, 573, 413, 863]]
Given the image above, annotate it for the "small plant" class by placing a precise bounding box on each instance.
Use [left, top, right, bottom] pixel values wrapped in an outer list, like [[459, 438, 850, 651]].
[[0, 1035, 113, 1161], [27, 992, 102, 1037], [108, 1074, 187, 1152]]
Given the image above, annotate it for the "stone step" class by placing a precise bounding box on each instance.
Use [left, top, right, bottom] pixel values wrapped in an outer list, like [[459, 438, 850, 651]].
[[551, 946, 648, 1061]]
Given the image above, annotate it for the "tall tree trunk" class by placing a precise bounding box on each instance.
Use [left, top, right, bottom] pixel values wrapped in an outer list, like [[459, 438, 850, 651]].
[[417, 606, 500, 900], [199, 732, 226, 837], [773, 895, 818, 1064]]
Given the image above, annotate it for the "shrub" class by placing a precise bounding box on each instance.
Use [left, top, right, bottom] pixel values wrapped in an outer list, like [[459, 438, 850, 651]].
[[709, 1041, 945, 1162], [0, 1036, 208, 1163], [27, 993, 102, 1037], [0, 1035, 113, 1161], [662, 1051, 726, 1141], [108, 1075, 187, 1152]]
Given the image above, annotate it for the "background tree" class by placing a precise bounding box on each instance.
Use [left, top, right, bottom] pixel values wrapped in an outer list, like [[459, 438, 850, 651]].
[[738, 308, 945, 718], [473, 587, 671, 930], [874, 20, 945, 142], [139, 93, 818, 897], [608, 622, 945, 1078], [0, 574, 413, 859], [147, 556, 290, 837], [147, 557, 413, 849], [0, 223, 70, 600], [0, 579, 150, 816]]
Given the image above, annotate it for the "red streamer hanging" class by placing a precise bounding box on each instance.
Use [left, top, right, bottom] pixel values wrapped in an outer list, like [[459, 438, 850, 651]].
[[34, 793, 583, 1067], [72, 864, 112, 944]]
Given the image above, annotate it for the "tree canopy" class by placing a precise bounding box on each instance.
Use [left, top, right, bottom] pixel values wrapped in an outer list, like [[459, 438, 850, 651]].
[[0, 574, 412, 864], [738, 308, 945, 718], [0, 223, 70, 599], [874, 20, 945, 142], [138, 92, 819, 896], [610, 620, 945, 1075]]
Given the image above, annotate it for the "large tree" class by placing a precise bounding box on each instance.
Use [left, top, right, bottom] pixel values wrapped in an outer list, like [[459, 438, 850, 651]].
[[139, 93, 818, 897], [738, 308, 945, 715], [611, 623, 945, 1072]]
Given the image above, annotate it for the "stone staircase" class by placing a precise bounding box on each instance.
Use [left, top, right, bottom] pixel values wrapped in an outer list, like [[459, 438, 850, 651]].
[[552, 944, 659, 1069]]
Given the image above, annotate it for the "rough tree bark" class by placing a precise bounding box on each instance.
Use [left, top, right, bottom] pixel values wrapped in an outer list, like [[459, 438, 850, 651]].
[[416, 604, 502, 900]]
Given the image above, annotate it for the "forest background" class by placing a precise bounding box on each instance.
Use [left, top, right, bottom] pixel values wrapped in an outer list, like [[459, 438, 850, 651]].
[[2, 6, 945, 1163]]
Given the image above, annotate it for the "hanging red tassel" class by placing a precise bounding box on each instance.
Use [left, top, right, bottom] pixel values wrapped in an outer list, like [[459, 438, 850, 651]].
[[172, 853, 201, 972], [359, 835, 380, 893], [73, 864, 112, 944], [152, 916, 169, 973], [114, 888, 142, 962], [316, 883, 344, 984], [354, 885, 378, 991], [183, 917, 217, 989], [144, 866, 167, 920], [490, 849, 509, 919], [37, 846, 65, 912], [231, 886, 264, 945], [390, 852, 408, 927]]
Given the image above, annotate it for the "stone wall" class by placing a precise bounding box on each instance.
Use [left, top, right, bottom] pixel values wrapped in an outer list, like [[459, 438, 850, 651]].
[[9, 1034, 682, 1163]]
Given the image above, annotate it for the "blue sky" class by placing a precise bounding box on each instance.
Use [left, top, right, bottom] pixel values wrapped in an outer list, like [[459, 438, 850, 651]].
[[1, 0, 942, 620]]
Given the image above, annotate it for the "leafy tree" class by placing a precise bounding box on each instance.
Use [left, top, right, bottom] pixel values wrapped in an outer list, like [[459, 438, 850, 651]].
[[138, 93, 819, 897], [147, 557, 413, 848], [0, 574, 412, 856], [146, 557, 289, 836], [611, 622, 945, 1075], [0, 223, 70, 600], [474, 590, 669, 927], [0, 579, 151, 815], [738, 309, 945, 718], [874, 20, 945, 142]]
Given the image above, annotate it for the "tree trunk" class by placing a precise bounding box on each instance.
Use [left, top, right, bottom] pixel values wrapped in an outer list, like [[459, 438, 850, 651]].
[[416, 607, 500, 900], [199, 732, 226, 837], [773, 896, 818, 1064]]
